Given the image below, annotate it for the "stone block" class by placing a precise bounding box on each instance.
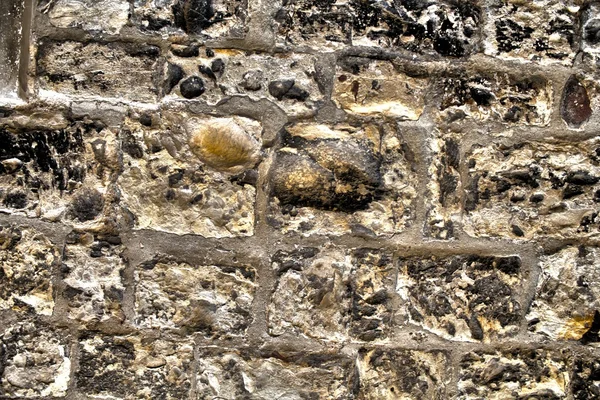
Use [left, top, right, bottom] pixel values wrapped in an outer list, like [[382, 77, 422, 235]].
[[0, 122, 120, 230], [356, 348, 449, 399], [0, 223, 58, 316], [333, 59, 427, 119], [37, 40, 160, 102], [527, 246, 600, 343], [484, 0, 579, 64], [117, 115, 261, 237], [275, 0, 481, 56], [196, 347, 354, 399], [76, 334, 193, 400], [458, 349, 570, 399], [132, 0, 247, 39], [164, 48, 323, 117], [60, 231, 126, 324], [464, 138, 600, 240], [397, 254, 523, 342], [134, 254, 256, 337], [46, 0, 130, 35], [1, 321, 71, 398], [267, 122, 417, 236], [438, 73, 553, 126], [268, 247, 395, 342]]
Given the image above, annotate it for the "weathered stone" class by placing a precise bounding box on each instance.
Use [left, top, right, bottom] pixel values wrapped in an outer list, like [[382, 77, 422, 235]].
[[275, 0, 481, 56], [464, 138, 600, 240], [117, 115, 261, 237], [134, 255, 256, 337], [458, 349, 570, 399], [0, 0, 25, 99], [397, 254, 523, 342], [196, 347, 354, 399], [0, 224, 58, 316], [267, 122, 416, 236], [333, 60, 427, 119], [76, 334, 193, 399], [268, 247, 394, 342], [582, 3, 600, 61], [46, 0, 129, 35], [61, 232, 126, 324], [37, 41, 160, 102], [0, 123, 119, 230], [561, 75, 593, 128], [356, 348, 449, 399], [573, 358, 600, 399], [163, 62, 185, 96], [484, 0, 579, 64], [133, 0, 247, 39], [426, 134, 461, 239], [1, 321, 70, 398], [439, 73, 553, 125], [165, 48, 323, 117], [527, 246, 600, 342]]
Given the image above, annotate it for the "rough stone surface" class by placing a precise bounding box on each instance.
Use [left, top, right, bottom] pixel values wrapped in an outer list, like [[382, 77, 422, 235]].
[[356, 348, 449, 399], [134, 254, 256, 337], [527, 246, 600, 342], [268, 246, 394, 342], [268, 122, 417, 236], [1, 321, 71, 398], [37, 41, 160, 102], [464, 138, 600, 240], [61, 231, 126, 324], [196, 347, 354, 399], [118, 115, 261, 237], [458, 349, 570, 399], [397, 254, 523, 342], [0, 224, 58, 316], [0, 121, 120, 230], [76, 334, 193, 399], [484, 0, 579, 64], [47, 0, 130, 34]]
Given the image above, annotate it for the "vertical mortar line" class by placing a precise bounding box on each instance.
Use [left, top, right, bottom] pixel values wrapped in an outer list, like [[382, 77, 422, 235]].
[[17, 0, 34, 100], [65, 329, 82, 400], [516, 243, 543, 342]]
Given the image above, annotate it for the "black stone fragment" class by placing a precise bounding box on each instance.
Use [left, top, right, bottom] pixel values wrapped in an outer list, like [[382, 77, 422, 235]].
[[210, 58, 225, 76], [173, 0, 215, 34], [561, 76, 592, 128], [70, 189, 104, 221], [180, 76, 206, 98], [163, 62, 185, 95], [171, 44, 200, 57], [567, 171, 599, 185], [511, 224, 524, 237], [198, 65, 217, 81], [268, 79, 295, 100], [3, 191, 27, 209], [584, 18, 600, 45]]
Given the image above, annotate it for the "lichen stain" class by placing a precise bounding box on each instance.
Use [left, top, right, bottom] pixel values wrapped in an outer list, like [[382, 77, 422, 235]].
[[558, 313, 595, 340]]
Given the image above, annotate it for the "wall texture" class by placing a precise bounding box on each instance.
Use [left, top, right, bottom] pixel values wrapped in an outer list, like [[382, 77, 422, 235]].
[[1, 0, 600, 398]]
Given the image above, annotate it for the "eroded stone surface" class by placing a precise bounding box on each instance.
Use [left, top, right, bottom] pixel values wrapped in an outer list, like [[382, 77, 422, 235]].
[[0, 224, 58, 316], [397, 255, 523, 342], [268, 122, 416, 236], [37, 41, 160, 102], [356, 348, 449, 399], [165, 48, 322, 117], [464, 138, 600, 240], [527, 246, 600, 342], [61, 231, 126, 324], [484, 0, 579, 64], [333, 60, 427, 119], [0, 0, 25, 99], [573, 358, 600, 400], [439, 73, 552, 125], [426, 134, 461, 239], [134, 255, 256, 337], [458, 349, 570, 399], [1, 321, 70, 398], [118, 115, 261, 237], [268, 247, 394, 342], [77, 334, 193, 400], [133, 0, 247, 39], [47, 0, 130, 34], [275, 0, 481, 56], [0, 122, 120, 230], [196, 347, 354, 399], [581, 3, 600, 61]]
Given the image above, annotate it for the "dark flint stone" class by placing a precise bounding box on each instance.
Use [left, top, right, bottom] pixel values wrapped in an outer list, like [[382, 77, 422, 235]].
[[164, 62, 185, 95], [561, 76, 592, 128], [180, 76, 206, 99]]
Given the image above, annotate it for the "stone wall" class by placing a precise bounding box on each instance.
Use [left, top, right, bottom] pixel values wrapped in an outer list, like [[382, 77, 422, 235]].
[[1, 0, 600, 398]]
